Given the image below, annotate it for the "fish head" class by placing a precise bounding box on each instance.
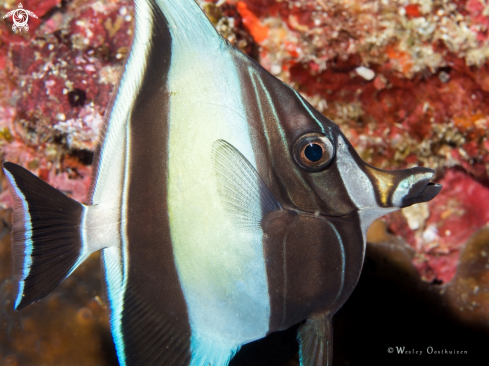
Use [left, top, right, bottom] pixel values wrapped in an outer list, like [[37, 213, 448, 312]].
[[266, 96, 441, 222]]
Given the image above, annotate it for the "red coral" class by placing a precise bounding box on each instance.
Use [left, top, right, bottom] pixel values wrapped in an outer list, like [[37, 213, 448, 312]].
[[404, 4, 421, 18], [25, 0, 61, 17], [394, 169, 489, 283], [236, 2, 269, 43], [466, 0, 489, 40]]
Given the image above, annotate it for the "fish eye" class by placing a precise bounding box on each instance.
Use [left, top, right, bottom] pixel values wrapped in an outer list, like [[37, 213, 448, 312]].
[[304, 143, 323, 162], [293, 133, 335, 171]]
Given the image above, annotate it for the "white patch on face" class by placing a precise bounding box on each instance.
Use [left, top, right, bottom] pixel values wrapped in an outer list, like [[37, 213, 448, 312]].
[[335, 135, 377, 209], [391, 172, 433, 207], [160, 0, 270, 355], [335, 136, 397, 239]]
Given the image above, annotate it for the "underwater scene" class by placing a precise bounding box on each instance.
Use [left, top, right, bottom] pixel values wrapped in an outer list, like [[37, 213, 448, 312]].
[[0, 0, 488, 365]]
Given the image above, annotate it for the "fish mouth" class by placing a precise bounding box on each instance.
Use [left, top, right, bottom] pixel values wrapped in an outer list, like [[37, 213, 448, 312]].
[[400, 169, 442, 208]]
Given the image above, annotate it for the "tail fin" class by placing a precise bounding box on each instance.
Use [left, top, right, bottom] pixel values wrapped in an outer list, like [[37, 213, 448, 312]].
[[3, 162, 89, 310]]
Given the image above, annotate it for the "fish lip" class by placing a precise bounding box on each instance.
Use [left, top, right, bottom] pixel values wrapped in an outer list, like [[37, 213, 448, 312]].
[[420, 181, 442, 198], [401, 171, 442, 208]]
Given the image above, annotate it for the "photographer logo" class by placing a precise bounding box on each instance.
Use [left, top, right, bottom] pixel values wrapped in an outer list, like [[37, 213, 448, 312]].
[[3, 3, 38, 32]]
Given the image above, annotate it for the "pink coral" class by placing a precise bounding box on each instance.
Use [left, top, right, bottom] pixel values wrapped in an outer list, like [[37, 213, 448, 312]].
[[0, 0, 133, 202], [416, 170, 489, 282]]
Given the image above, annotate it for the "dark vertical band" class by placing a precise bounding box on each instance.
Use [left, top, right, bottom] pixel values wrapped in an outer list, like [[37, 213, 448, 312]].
[[121, 2, 191, 365]]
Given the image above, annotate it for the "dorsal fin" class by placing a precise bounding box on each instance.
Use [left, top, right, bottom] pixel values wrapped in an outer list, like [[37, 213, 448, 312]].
[[154, 0, 222, 45]]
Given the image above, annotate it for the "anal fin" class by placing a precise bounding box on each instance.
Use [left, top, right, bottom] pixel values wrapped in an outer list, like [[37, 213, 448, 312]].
[[116, 281, 191, 366], [297, 313, 333, 366], [101, 245, 192, 366], [190, 335, 240, 366]]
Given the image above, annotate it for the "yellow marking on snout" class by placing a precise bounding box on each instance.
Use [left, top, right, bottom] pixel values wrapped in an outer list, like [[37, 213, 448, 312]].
[[365, 166, 396, 206]]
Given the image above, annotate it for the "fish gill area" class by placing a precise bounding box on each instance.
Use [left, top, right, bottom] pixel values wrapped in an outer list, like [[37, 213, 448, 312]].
[[0, 0, 489, 365]]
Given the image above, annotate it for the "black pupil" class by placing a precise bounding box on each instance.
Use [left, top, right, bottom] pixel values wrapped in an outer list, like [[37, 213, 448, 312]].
[[304, 143, 323, 162]]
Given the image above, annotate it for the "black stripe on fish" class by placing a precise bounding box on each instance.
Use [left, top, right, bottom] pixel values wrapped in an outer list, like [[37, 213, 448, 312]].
[[261, 211, 364, 333], [117, 1, 191, 365]]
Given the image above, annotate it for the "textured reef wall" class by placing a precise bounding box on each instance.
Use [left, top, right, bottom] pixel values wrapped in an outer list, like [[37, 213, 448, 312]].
[[0, 0, 488, 365]]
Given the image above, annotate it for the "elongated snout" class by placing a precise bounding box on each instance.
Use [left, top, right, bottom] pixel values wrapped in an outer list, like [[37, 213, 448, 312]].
[[392, 167, 442, 208], [365, 166, 442, 209]]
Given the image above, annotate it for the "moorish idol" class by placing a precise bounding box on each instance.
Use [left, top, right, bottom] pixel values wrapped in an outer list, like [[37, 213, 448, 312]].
[[3, 0, 442, 365]]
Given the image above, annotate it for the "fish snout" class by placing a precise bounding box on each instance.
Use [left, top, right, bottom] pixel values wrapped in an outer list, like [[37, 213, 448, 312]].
[[392, 167, 442, 208]]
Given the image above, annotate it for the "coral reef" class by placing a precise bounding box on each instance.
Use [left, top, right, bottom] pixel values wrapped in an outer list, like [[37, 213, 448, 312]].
[[0, 0, 133, 204]]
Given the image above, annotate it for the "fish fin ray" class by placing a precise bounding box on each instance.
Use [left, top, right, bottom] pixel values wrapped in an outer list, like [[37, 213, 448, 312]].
[[153, 0, 220, 46], [123, 285, 191, 365], [89, 0, 168, 204], [190, 335, 240, 366], [107, 274, 191, 366], [3, 162, 89, 310], [212, 139, 282, 229], [297, 313, 333, 366]]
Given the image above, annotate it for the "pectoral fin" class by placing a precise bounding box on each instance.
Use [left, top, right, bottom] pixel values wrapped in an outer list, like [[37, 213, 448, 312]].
[[297, 313, 333, 366], [212, 139, 282, 229]]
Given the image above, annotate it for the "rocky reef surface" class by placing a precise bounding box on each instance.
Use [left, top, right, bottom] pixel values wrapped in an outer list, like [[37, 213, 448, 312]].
[[0, 0, 488, 364]]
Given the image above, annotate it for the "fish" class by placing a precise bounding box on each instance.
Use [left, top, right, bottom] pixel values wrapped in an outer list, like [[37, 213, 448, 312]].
[[2, 0, 442, 365]]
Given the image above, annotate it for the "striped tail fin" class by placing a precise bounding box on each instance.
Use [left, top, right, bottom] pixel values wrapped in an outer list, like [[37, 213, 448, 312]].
[[3, 162, 90, 310]]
